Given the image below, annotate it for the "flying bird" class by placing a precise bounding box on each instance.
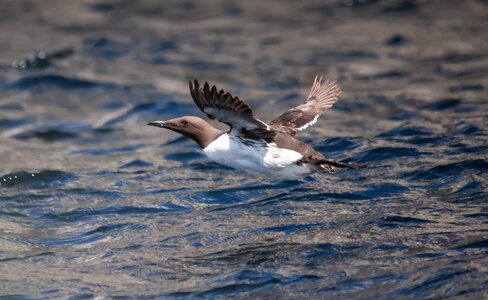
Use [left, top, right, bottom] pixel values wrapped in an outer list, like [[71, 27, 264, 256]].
[[148, 76, 365, 178]]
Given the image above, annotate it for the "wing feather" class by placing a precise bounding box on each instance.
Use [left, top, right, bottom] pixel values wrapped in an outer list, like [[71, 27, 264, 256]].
[[189, 80, 269, 132], [270, 76, 341, 135]]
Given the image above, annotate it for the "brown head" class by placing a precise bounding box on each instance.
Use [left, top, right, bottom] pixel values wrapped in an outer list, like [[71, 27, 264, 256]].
[[147, 116, 223, 148]]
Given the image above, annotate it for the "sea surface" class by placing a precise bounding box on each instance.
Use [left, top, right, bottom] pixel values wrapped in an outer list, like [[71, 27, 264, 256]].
[[0, 0, 487, 298]]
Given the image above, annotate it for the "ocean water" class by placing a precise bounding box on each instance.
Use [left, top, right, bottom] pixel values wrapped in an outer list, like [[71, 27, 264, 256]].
[[0, 0, 487, 298]]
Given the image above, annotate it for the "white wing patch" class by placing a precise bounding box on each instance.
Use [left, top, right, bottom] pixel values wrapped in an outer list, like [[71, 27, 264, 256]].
[[297, 114, 319, 131]]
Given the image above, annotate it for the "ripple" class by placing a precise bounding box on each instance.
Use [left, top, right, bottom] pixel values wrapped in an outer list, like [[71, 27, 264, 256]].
[[42, 204, 186, 222], [193, 180, 303, 205], [193, 242, 304, 266], [441, 180, 487, 204], [189, 161, 234, 172], [445, 144, 487, 155], [5, 74, 116, 90], [379, 216, 434, 228], [94, 100, 195, 128], [0, 103, 23, 111], [69, 144, 143, 156], [168, 271, 318, 298], [7, 122, 90, 141], [0, 170, 75, 189], [38, 223, 143, 247], [315, 50, 378, 61], [0, 193, 51, 203], [289, 182, 409, 202], [315, 137, 362, 156], [388, 111, 418, 121], [434, 65, 488, 79], [82, 36, 132, 60], [0, 251, 54, 263], [164, 151, 206, 163], [0, 118, 27, 129], [259, 223, 325, 235], [423, 98, 461, 111], [362, 183, 410, 198], [160, 135, 189, 146], [404, 136, 450, 146], [192, 272, 318, 298], [12, 129, 78, 141], [453, 239, 488, 250], [378, 125, 433, 138], [385, 34, 408, 46], [464, 213, 488, 220], [405, 159, 488, 181], [450, 121, 483, 136], [393, 269, 474, 298], [62, 188, 125, 200], [355, 146, 427, 162], [355, 70, 410, 80], [382, 0, 418, 13], [449, 83, 484, 92], [441, 52, 486, 63], [119, 159, 154, 169]]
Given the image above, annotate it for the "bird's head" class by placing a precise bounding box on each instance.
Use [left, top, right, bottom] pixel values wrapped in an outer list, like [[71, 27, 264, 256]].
[[147, 116, 222, 148]]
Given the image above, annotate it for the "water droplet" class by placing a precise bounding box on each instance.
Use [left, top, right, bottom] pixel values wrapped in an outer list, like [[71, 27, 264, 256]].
[[38, 51, 47, 59]]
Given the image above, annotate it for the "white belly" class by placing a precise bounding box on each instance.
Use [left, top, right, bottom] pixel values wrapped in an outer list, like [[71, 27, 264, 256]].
[[202, 134, 314, 178]]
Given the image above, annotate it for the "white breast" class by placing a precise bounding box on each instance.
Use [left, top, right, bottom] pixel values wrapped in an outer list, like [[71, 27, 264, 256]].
[[203, 134, 314, 178]]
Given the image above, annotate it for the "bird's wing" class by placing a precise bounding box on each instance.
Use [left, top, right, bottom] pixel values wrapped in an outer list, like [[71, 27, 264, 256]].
[[189, 80, 269, 133], [269, 76, 340, 135]]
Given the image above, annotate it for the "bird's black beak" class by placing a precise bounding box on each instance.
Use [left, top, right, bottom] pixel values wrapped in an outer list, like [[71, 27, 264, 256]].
[[147, 121, 169, 128]]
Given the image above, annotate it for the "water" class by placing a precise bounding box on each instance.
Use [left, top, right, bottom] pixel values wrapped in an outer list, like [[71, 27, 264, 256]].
[[0, 0, 487, 298]]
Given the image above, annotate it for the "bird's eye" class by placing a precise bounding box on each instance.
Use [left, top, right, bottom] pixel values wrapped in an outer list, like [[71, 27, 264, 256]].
[[181, 120, 189, 126]]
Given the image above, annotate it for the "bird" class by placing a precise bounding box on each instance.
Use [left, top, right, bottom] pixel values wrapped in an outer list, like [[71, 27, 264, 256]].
[[148, 76, 365, 179]]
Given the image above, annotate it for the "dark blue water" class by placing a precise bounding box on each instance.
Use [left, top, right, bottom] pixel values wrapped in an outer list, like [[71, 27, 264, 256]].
[[1, 0, 487, 298]]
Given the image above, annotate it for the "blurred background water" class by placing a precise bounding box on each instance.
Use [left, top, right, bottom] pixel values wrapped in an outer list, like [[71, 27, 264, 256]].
[[0, 0, 487, 298]]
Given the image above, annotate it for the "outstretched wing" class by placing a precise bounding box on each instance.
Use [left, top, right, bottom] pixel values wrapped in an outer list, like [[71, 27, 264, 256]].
[[269, 76, 340, 135], [189, 80, 269, 133]]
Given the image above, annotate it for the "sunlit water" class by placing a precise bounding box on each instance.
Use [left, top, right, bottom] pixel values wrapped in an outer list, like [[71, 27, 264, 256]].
[[0, 0, 487, 298]]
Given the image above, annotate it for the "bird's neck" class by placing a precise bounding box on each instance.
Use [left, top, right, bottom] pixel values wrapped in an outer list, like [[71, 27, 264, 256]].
[[192, 123, 224, 148]]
